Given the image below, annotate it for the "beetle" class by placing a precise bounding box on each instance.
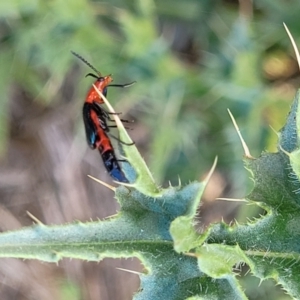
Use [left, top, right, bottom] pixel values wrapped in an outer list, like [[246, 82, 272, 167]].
[[83, 102, 129, 182], [72, 51, 134, 182]]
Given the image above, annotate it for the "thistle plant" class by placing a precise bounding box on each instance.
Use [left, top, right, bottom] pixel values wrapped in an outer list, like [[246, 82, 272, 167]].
[[1, 27, 300, 300]]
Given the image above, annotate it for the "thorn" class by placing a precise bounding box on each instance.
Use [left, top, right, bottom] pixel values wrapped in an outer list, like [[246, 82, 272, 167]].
[[269, 125, 280, 138], [283, 23, 300, 71], [177, 175, 181, 187], [112, 180, 135, 188], [279, 145, 290, 157], [204, 156, 218, 183], [216, 197, 248, 202], [185, 252, 198, 258], [116, 267, 142, 275], [227, 109, 254, 159], [26, 211, 44, 225], [87, 175, 116, 191], [104, 213, 118, 219]]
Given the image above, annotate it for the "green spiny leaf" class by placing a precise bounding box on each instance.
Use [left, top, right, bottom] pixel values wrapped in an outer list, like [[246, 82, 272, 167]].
[[206, 91, 300, 298], [168, 90, 300, 299], [0, 180, 239, 299]]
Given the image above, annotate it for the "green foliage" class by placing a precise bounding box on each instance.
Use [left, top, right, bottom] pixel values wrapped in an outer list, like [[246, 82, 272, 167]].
[[174, 91, 300, 299], [1, 0, 300, 299], [0, 89, 300, 299]]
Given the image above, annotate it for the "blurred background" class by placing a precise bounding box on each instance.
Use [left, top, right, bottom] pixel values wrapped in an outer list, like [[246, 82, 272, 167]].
[[0, 0, 298, 299]]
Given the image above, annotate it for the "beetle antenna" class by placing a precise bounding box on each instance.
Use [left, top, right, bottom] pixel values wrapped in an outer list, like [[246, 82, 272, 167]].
[[71, 51, 102, 76]]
